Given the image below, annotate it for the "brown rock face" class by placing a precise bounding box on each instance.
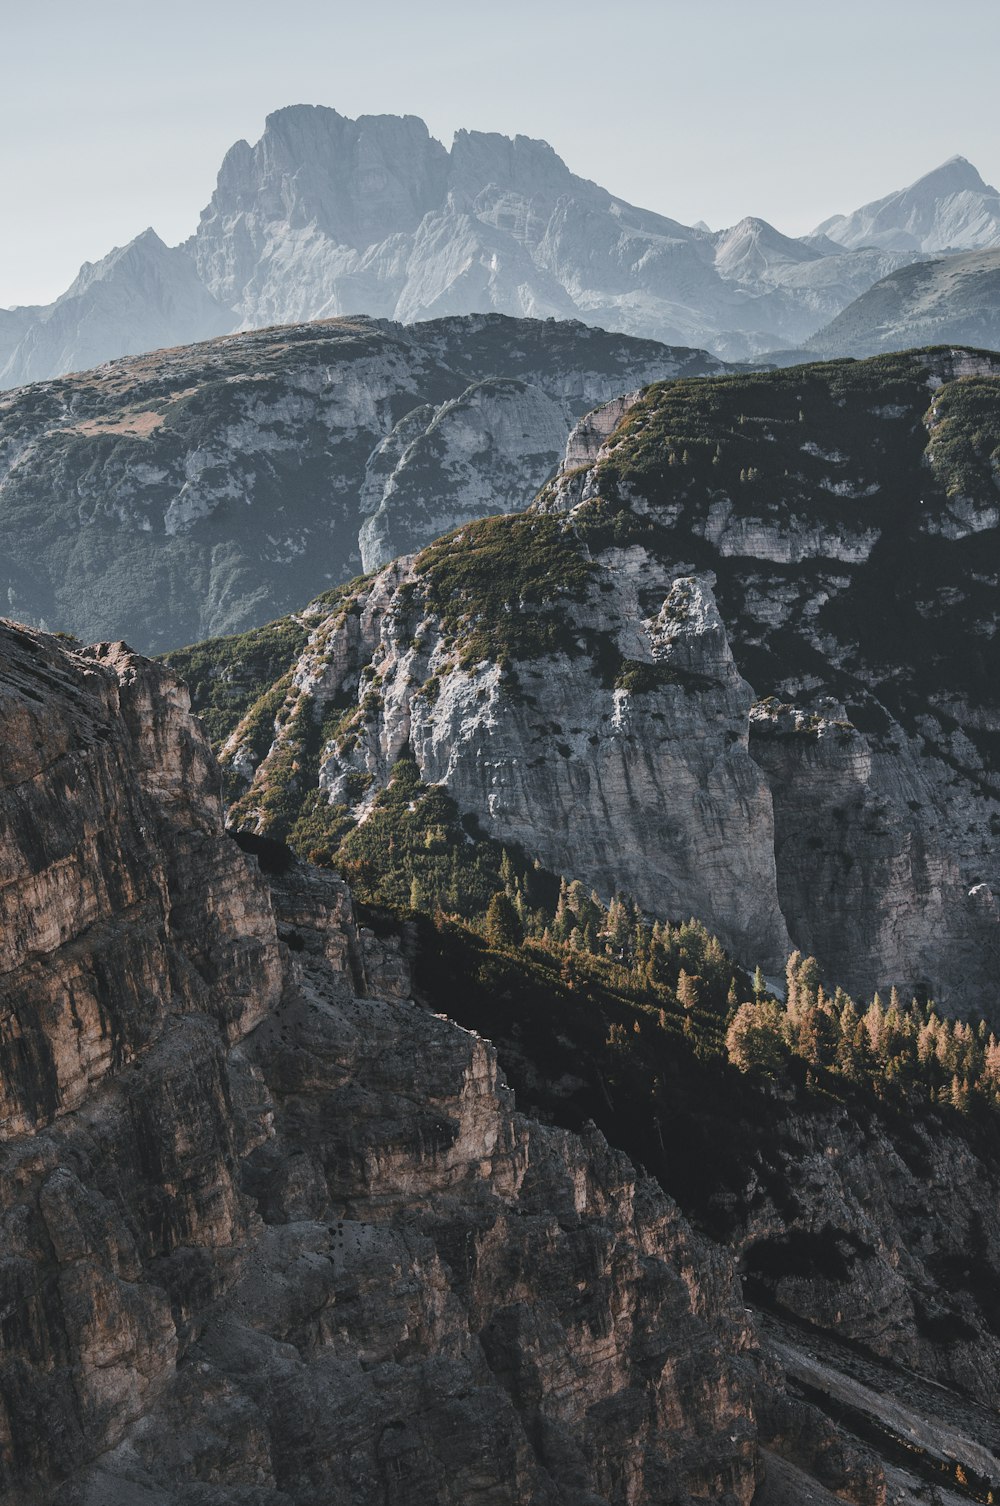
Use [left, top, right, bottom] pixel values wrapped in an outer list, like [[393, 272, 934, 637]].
[[0, 622, 763, 1504]]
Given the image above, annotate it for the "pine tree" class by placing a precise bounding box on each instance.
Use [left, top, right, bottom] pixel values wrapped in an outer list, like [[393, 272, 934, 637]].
[[485, 891, 523, 950], [864, 994, 886, 1057], [796, 955, 821, 1011], [553, 878, 573, 944], [606, 895, 631, 953], [676, 969, 699, 1011], [726, 1000, 785, 1075], [784, 951, 802, 1016]]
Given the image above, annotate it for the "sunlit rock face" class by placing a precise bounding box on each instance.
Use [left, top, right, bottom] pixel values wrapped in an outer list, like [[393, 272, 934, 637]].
[[0, 620, 762, 1506]]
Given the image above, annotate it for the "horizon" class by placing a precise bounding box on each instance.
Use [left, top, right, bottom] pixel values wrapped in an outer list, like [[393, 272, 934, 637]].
[[4, 0, 1000, 307]]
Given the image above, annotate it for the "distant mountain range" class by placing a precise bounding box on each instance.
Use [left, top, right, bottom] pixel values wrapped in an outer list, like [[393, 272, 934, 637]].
[[4, 107, 1000, 385]]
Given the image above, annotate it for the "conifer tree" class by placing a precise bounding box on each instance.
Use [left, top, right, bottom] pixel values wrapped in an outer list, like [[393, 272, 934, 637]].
[[485, 891, 523, 950], [785, 951, 803, 1016], [676, 969, 699, 1011]]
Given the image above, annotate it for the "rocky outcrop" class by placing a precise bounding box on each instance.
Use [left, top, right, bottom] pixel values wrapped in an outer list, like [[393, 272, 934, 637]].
[[0, 622, 281, 1135], [0, 313, 722, 649], [231, 549, 792, 972], [0, 619, 772, 1505], [11, 619, 1000, 1503], [359, 377, 580, 572], [223, 347, 1000, 1016]]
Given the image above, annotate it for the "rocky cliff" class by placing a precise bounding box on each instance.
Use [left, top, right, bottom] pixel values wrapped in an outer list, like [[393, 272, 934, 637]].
[[0, 619, 768, 1505], [0, 313, 722, 650], [7, 619, 1000, 1503], [220, 347, 1000, 1016]]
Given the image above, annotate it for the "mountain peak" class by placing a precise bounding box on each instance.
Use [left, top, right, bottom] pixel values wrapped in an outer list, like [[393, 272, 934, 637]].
[[131, 226, 168, 250], [263, 101, 340, 127], [447, 128, 577, 199], [714, 215, 820, 276], [815, 155, 1000, 253], [911, 155, 990, 194]]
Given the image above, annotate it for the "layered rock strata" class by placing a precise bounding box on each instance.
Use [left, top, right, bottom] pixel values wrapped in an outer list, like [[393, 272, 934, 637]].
[[0, 621, 765, 1505]]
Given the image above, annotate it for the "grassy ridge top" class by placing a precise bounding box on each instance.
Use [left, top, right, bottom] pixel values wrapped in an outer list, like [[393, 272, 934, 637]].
[[588, 347, 1000, 508]]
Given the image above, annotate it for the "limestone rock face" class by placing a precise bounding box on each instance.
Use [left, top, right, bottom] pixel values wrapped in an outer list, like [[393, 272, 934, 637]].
[[551, 350, 1000, 1014], [0, 621, 763, 1505], [748, 701, 999, 1008], [359, 378, 575, 572], [234, 552, 792, 973], [226, 347, 1000, 1016], [0, 622, 281, 1137], [0, 312, 721, 650]]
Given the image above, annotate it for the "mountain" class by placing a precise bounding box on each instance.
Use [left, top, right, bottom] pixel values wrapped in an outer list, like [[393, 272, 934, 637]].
[[187, 107, 780, 353], [0, 302, 42, 373], [710, 216, 920, 351], [0, 106, 944, 383], [0, 229, 236, 388], [8, 602, 1000, 1500], [0, 621, 764, 1505], [0, 312, 723, 650], [816, 156, 1000, 253], [806, 246, 1000, 356], [205, 347, 1000, 1018]]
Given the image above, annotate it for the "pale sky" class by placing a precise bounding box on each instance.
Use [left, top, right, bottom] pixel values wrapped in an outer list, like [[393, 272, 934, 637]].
[[2, 0, 998, 307]]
